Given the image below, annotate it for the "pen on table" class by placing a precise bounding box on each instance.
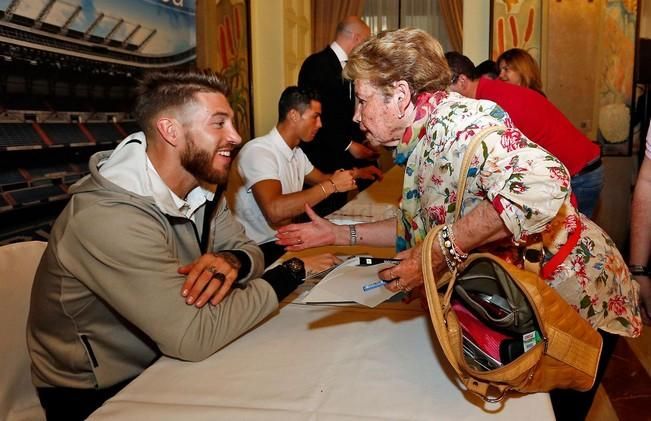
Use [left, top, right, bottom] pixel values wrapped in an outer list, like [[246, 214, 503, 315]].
[[362, 279, 390, 292]]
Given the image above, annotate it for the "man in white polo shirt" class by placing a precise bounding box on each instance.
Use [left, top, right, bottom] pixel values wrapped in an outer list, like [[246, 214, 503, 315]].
[[229, 86, 381, 265]]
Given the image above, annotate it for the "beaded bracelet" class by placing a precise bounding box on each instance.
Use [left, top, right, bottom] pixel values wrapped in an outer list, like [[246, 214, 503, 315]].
[[441, 225, 467, 264], [438, 228, 457, 272], [444, 225, 468, 260]]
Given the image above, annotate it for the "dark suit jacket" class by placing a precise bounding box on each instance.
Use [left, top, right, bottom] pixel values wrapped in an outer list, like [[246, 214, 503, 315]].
[[298, 46, 365, 173]]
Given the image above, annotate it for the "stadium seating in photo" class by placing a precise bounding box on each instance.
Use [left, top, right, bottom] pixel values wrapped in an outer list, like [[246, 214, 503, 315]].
[[40, 123, 92, 146], [0, 168, 28, 192], [85, 122, 126, 144], [0, 219, 53, 246], [0, 193, 11, 213], [23, 163, 77, 182], [119, 121, 142, 135], [7, 183, 68, 208], [0, 123, 44, 150]]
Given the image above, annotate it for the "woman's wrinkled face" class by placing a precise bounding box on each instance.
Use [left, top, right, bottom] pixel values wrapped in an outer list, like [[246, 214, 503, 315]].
[[353, 79, 403, 147], [498, 60, 523, 87]]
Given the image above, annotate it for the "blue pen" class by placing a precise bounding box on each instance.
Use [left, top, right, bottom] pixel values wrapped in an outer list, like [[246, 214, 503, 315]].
[[362, 280, 388, 292]]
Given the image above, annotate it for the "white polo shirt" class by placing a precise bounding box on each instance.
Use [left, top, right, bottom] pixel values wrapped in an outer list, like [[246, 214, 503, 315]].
[[230, 127, 314, 244]]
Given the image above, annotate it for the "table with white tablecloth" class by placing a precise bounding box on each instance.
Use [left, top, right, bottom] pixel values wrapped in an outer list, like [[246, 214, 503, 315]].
[[89, 167, 554, 421], [89, 297, 553, 420]]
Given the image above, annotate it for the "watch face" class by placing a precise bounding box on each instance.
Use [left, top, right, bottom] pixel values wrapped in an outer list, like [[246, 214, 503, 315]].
[[284, 258, 305, 279], [287, 258, 304, 272]]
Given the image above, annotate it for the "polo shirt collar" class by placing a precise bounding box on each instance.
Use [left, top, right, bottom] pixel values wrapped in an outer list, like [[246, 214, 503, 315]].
[[269, 127, 299, 162]]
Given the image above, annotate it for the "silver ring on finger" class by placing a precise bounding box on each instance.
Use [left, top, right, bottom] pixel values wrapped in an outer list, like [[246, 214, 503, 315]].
[[394, 278, 404, 292]]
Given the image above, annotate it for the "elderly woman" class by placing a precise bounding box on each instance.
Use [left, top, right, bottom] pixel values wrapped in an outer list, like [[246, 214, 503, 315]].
[[277, 28, 640, 421]]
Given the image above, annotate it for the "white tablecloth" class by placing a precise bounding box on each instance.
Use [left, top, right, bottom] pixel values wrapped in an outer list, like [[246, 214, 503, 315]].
[[89, 167, 553, 420], [90, 297, 553, 420]]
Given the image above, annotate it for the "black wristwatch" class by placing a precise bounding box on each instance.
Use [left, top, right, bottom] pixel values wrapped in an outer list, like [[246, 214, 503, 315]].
[[282, 257, 306, 282]]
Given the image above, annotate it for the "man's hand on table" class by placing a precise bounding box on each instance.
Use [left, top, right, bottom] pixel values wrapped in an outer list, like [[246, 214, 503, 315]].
[[178, 251, 242, 307], [302, 254, 343, 277]]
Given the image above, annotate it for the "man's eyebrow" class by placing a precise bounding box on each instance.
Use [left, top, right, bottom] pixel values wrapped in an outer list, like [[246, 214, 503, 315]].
[[210, 111, 230, 118]]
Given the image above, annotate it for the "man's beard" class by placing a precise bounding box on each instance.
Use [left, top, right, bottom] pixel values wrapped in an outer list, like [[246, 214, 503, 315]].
[[181, 133, 228, 185]]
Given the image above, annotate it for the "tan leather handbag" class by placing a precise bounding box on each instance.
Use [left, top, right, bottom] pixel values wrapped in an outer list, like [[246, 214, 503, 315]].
[[420, 126, 603, 402]]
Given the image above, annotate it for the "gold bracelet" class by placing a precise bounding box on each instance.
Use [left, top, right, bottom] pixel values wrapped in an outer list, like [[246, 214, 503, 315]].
[[328, 178, 338, 193], [319, 183, 328, 198]]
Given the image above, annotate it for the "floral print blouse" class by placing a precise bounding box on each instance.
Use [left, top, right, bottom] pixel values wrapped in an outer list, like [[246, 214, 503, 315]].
[[396, 91, 640, 337]]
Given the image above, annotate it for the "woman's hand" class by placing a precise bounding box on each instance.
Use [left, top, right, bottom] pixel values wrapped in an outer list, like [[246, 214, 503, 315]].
[[276, 204, 338, 251], [178, 251, 242, 307], [377, 236, 449, 294], [377, 244, 425, 293], [302, 253, 343, 277]]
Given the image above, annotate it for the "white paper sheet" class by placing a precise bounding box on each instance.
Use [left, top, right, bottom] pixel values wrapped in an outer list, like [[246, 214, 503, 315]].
[[301, 257, 398, 307]]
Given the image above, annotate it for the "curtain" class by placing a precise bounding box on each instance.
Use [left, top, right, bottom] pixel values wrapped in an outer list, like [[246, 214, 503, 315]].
[[438, 0, 463, 52], [311, 0, 366, 52], [361, 0, 453, 52], [362, 0, 399, 35]]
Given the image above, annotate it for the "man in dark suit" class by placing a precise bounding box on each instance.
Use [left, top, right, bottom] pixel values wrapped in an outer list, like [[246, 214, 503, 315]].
[[298, 16, 381, 215]]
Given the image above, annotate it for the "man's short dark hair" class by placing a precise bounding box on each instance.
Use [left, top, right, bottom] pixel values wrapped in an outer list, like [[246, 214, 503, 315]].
[[277, 86, 320, 123], [444, 51, 476, 84], [134, 70, 229, 134], [475, 60, 499, 80]]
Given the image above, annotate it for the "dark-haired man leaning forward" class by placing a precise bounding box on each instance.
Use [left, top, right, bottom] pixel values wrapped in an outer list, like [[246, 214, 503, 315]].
[[229, 86, 381, 266], [27, 71, 330, 421]]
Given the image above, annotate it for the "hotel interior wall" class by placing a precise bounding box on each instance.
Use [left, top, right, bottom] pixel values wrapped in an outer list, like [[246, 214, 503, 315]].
[[238, 0, 647, 248]]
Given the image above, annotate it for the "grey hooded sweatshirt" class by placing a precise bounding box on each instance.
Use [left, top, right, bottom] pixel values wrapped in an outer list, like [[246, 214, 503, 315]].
[[27, 133, 278, 389]]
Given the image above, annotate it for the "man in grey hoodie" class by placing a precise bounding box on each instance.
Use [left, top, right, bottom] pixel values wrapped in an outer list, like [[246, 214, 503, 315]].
[[27, 71, 316, 420]]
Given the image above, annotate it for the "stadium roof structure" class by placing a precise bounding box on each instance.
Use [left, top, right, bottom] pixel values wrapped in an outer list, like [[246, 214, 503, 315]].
[[0, 0, 196, 68]]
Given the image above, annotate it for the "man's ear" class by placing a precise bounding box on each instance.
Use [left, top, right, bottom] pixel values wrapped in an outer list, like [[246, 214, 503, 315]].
[[457, 74, 469, 88], [288, 109, 300, 123], [155, 117, 180, 146]]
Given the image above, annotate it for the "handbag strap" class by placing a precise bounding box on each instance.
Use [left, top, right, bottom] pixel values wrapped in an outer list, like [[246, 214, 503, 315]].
[[423, 126, 512, 399], [454, 126, 504, 222]]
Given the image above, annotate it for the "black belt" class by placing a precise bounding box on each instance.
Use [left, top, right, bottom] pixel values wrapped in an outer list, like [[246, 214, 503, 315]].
[[576, 157, 602, 176]]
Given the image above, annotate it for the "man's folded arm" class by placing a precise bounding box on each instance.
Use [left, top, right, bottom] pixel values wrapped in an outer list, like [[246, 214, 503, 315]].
[[58, 205, 279, 362]]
